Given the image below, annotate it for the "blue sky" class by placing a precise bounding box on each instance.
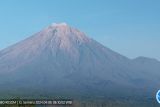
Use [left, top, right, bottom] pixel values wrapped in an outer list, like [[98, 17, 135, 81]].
[[0, 0, 160, 60]]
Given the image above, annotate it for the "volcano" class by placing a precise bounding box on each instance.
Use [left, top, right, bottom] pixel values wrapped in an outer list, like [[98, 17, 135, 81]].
[[0, 23, 160, 99]]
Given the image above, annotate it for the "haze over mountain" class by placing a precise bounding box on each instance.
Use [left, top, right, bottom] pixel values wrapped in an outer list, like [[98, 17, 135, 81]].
[[0, 23, 159, 99]]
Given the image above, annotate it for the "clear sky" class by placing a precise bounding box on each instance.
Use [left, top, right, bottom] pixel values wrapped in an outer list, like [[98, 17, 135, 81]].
[[0, 0, 160, 60]]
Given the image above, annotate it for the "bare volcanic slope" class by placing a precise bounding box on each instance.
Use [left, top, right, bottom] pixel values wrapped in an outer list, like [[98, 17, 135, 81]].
[[0, 23, 159, 99]]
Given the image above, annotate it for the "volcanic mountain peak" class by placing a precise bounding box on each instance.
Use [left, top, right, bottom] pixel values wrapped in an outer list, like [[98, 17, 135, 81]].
[[47, 22, 71, 31], [0, 23, 91, 60], [44, 22, 91, 44], [0, 23, 160, 100]]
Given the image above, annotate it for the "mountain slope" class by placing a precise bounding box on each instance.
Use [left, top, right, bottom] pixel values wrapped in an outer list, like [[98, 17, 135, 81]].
[[0, 23, 159, 99]]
